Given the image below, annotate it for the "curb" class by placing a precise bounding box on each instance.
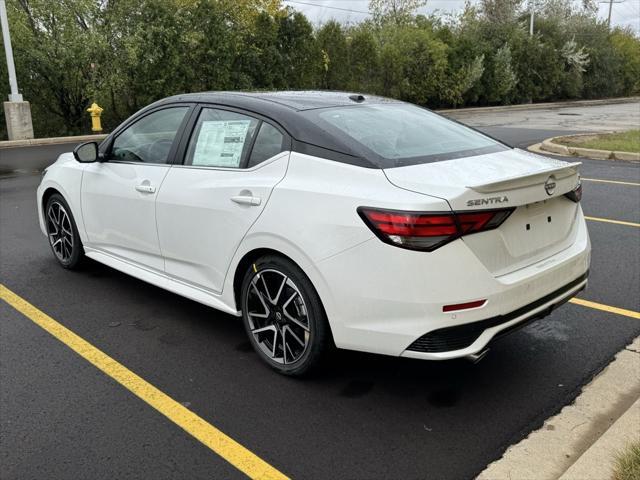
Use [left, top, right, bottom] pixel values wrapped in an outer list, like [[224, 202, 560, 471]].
[[439, 96, 640, 115], [536, 134, 640, 161], [477, 337, 640, 480], [0, 134, 107, 149]]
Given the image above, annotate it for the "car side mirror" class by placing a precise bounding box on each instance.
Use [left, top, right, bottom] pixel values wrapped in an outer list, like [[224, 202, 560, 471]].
[[73, 141, 99, 163]]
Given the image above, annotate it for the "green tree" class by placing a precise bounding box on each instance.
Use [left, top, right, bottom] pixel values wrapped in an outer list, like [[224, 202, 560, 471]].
[[7, 0, 104, 135], [316, 21, 349, 90], [377, 25, 448, 105], [479, 0, 523, 24], [236, 11, 283, 89], [369, 0, 427, 27], [488, 44, 518, 103], [610, 28, 640, 95], [347, 26, 381, 93], [277, 11, 320, 89]]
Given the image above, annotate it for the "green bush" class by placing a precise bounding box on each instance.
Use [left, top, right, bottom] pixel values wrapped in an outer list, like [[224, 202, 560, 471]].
[[613, 440, 640, 480]]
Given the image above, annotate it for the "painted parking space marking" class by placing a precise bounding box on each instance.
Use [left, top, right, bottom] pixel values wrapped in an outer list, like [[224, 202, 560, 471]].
[[582, 178, 640, 187], [569, 297, 640, 320], [0, 284, 289, 480], [584, 216, 640, 227]]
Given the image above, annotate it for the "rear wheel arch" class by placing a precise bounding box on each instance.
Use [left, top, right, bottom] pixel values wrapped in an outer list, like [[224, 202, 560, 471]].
[[233, 248, 295, 310], [235, 249, 334, 375], [232, 248, 332, 332]]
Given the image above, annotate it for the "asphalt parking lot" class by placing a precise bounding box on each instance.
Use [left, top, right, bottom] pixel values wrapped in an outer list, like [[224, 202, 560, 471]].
[[1, 114, 639, 478]]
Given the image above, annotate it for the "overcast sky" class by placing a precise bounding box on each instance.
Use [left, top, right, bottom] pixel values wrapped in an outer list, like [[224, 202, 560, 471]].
[[282, 0, 640, 34]]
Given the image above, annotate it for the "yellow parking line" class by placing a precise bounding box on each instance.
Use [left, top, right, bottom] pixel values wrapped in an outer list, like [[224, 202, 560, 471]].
[[585, 216, 640, 227], [570, 297, 640, 320], [582, 178, 640, 187], [0, 284, 288, 480]]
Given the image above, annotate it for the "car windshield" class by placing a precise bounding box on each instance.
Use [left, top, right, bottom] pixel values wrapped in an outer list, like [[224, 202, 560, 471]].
[[302, 104, 508, 168]]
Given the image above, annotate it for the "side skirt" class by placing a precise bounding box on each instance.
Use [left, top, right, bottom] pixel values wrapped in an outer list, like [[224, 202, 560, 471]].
[[84, 247, 241, 317]]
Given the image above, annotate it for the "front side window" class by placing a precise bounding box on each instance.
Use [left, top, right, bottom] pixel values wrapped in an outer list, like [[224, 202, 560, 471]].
[[111, 107, 189, 164], [302, 104, 508, 168], [185, 108, 259, 168]]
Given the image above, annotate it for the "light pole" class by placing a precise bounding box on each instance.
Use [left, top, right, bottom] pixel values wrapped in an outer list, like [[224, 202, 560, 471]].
[[599, 0, 625, 30], [1, 0, 33, 139], [607, 0, 613, 27], [529, 0, 535, 36]]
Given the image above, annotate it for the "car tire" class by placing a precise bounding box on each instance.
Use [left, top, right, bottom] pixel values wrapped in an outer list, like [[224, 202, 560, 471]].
[[240, 255, 330, 376], [44, 193, 85, 269]]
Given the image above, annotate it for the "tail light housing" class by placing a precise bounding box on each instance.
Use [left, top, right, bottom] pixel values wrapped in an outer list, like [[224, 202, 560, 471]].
[[564, 180, 582, 203], [358, 207, 514, 251]]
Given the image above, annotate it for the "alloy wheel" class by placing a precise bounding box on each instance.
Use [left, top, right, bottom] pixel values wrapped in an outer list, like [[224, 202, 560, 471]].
[[46, 201, 74, 262], [245, 268, 311, 365]]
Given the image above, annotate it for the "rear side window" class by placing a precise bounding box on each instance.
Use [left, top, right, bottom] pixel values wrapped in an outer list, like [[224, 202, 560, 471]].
[[247, 123, 285, 168], [302, 104, 507, 168], [185, 108, 259, 168]]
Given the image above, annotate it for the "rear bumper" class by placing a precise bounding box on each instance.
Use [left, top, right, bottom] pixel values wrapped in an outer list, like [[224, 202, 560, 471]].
[[316, 207, 591, 358], [401, 271, 587, 360]]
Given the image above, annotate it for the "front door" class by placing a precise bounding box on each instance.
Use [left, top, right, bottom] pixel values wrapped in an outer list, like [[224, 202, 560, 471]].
[[81, 106, 191, 272], [156, 106, 289, 293]]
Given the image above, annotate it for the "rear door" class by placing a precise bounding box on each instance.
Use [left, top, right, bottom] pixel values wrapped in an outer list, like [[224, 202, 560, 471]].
[[156, 105, 290, 293]]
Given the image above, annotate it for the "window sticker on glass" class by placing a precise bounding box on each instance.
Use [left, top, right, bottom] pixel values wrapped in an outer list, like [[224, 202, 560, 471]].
[[192, 120, 251, 167]]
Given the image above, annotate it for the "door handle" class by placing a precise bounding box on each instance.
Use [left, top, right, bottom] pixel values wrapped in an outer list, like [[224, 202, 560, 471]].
[[231, 195, 261, 206], [135, 184, 156, 194]]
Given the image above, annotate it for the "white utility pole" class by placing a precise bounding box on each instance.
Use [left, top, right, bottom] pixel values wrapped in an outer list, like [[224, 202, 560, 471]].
[[0, 0, 21, 101], [0, 0, 33, 139], [529, 0, 535, 35], [598, 0, 625, 30]]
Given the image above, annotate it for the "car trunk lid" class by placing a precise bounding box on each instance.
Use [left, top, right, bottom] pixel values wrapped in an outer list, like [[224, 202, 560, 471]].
[[383, 149, 582, 276]]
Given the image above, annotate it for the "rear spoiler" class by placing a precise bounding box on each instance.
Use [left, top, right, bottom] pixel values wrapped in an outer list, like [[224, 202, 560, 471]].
[[467, 162, 581, 193]]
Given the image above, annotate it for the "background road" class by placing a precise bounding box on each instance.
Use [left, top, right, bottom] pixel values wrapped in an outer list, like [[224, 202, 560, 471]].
[[445, 101, 640, 133], [0, 143, 83, 175], [1, 103, 639, 479]]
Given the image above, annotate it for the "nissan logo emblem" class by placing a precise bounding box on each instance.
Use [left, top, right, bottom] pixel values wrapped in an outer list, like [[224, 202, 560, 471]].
[[545, 176, 556, 196]]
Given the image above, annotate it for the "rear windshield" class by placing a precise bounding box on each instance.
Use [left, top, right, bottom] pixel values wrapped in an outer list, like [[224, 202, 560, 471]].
[[302, 104, 508, 168]]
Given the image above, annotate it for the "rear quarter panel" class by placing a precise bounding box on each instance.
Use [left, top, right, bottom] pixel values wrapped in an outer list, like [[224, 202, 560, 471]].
[[222, 152, 451, 321]]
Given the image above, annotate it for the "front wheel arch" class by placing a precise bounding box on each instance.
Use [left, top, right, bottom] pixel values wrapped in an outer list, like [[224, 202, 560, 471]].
[[43, 192, 85, 269], [42, 187, 62, 216]]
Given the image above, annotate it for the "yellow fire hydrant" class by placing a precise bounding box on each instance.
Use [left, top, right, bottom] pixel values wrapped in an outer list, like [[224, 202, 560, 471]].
[[87, 102, 103, 132]]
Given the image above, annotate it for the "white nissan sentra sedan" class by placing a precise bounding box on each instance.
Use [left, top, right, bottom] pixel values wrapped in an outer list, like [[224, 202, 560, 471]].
[[37, 91, 590, 375]]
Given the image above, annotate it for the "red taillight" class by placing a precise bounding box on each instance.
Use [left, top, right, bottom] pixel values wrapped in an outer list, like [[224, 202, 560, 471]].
[[366, 211, 458, 236], [358, 207, 514, 251]]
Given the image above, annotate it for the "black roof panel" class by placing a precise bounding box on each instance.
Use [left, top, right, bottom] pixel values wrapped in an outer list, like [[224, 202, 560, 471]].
[[160, 90, 398, 111], [222, 90, 397, 110], [130, 91, 405, 168]]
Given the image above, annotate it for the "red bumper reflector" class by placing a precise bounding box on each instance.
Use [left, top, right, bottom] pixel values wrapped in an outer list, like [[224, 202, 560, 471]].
[[443, 299, 487, 312]]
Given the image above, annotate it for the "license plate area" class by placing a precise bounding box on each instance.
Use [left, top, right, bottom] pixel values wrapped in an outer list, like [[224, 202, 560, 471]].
[[501, 199, 577, 257]]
